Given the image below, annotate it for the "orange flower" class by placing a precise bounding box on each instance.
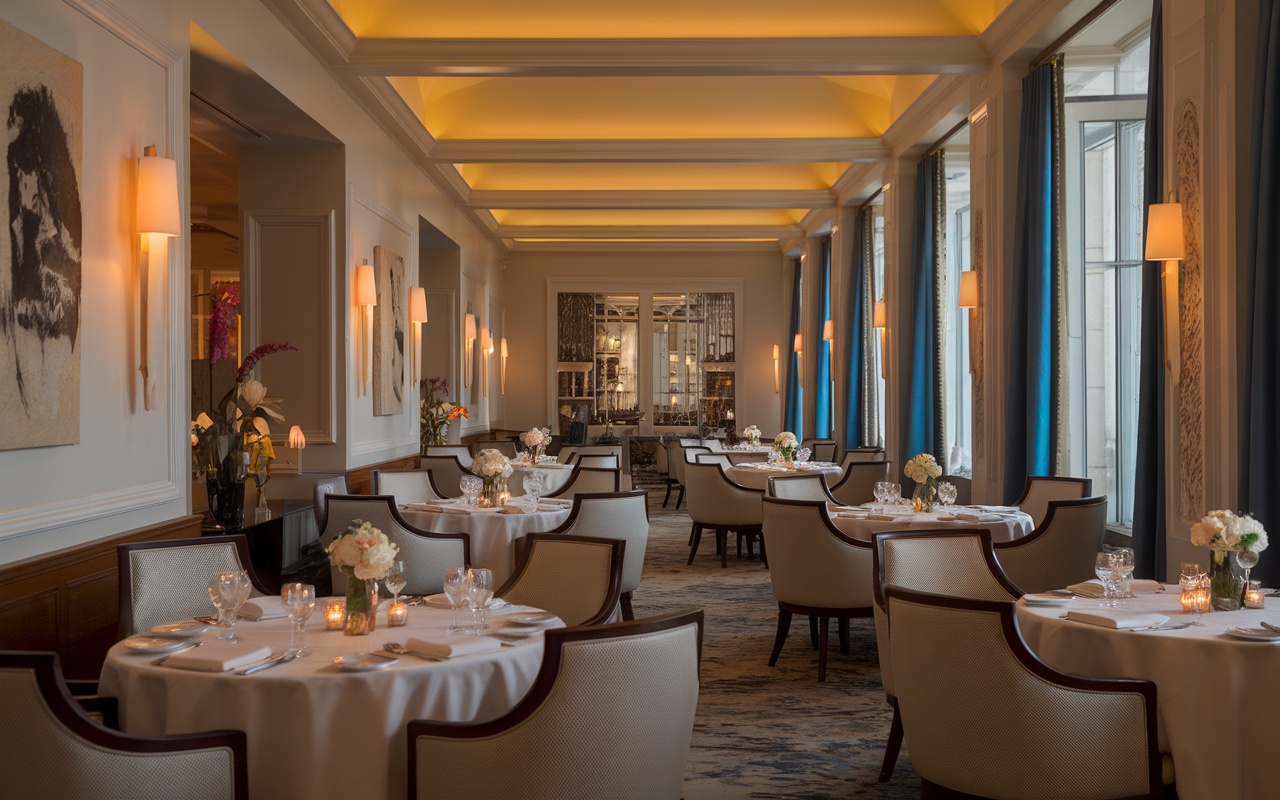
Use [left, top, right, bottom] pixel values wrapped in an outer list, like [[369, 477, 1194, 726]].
[[447, 406, 469, 421]]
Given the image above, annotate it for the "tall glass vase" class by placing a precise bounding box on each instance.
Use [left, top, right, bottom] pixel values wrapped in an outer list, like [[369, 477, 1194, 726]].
[[912, 479, 937, 513], [1209, 550, 1244, 611], [344, 578, 379, 635], [206, 434, 247, 529]]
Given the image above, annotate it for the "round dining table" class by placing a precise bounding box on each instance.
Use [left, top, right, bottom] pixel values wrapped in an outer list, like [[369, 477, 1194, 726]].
[[724, 461, 843, 491], [828, 505, 1035, 542], [400, 500, 572, 586], [1017, 591, 1280, 800], [99, 605, 560, 800]]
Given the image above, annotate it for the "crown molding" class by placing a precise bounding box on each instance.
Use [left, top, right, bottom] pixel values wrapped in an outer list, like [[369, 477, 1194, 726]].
[[465, 189, 835, 210], [260, 0, 357, 63], [509, 240, 784, 253], [496, 224, 802, 240], [428, 138, 889, 164]]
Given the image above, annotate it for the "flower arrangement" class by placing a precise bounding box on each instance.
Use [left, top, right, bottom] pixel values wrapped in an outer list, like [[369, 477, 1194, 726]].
[[471, 448, 513, 481], [208, 281, 240, 363], [520, 426, 552, 461], [773, 431, 799, 463], [743, 424, 762, 445], [904, 453, 943, 512], [420, 376, 468, 450], [326, 519, 400, 581], [1190, 510, 1269, 553]]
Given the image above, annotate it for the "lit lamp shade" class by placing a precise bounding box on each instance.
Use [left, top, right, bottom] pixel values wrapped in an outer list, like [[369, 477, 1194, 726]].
[[355, 263, 377, 306], [958, 271, 978, 309], [793, 333, 803, 353], [822, 320, 835, 342], [1145, 203, 1185, 261], [288, 425, 306, 449], [136, 150, 180, 236], [873, 301, 887, 329], [408, 287, 428, 324]]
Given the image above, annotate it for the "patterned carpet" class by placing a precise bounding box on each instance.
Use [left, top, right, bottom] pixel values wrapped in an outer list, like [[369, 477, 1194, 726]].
[[627, 489, 920, 799]]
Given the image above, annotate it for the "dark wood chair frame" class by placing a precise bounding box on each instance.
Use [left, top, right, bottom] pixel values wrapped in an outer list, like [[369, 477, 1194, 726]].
[[370, 468, 450, 500], [116, 534, 272, 641], [828, 459, 892, 503], [416, 455, 473, 496], [1011, 475, 1094, 506], [406, 610, 704, 800], [870, 528, 1020, 783], [321, 494, 472, 561], [766, 473, 839, 503], [674, 446, 711, 511], [549, 490, 649, 620], [312, 474, 350, 533], [1, 650, 250, 799], [685, 462, 767, 568], [801, 438, 839, 462], [542, 466, 622, 498], [991, 495, 1108, 560], [840, 447, 886, 468], [470, 440, 519, 457], [496, 533, 626, 627], [885, 588, 1165, 800], [761, 497, 873, 682], [657, 441, 680, 508]]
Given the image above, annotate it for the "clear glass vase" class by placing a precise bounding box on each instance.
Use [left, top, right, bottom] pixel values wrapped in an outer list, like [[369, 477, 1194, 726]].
[[1209, 550, 1243, 611], [344, 578, 379, 635], [912, 479, 937, 513]]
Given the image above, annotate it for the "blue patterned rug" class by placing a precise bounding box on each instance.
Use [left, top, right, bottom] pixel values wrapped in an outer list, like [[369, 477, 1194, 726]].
[[629, 493, 920, 798]]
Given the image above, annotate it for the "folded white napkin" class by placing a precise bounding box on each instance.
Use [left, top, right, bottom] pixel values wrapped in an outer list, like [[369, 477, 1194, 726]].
[[1066, 609, 1169, 629], [497, 505, 528, 515], [954, 513, 1002, 523], [867, 513, 897, 522], [1067, 579, 1164, 598], [405, 635, 503, 659], [166, 643, 272, 672], [411, 504, 469, 515], [238, 598, 289, 621]]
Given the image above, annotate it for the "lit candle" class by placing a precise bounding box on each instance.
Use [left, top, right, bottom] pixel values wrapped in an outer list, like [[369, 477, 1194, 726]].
[[387, 601, 408, 626], [497, 491, 511, 506], [1179, 587, 1198, 613], [1195, 586, 1212, 613], [325, 600, 345, 630], [1245, 581, 1265, 609]]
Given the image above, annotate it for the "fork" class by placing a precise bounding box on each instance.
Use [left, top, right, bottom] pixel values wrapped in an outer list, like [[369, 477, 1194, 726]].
[[151, 641, 203, 666]]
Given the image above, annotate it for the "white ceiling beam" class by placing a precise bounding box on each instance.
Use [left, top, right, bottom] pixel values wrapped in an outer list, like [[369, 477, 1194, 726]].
[[340, 37, 990, 77], [495, 224, 802, 240], [430, 138, 889, 163], [466, 189, 835, 210]]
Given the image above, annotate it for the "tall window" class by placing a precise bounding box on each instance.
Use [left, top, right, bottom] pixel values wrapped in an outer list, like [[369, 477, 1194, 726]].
[[942, 153, 973, 475], [872, 198, 886, 446]]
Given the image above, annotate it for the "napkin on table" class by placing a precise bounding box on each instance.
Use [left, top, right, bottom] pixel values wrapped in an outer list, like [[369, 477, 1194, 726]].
[[1066, 579, 1164, 598], [1065, 609, 1169, 629], [407, 504, 469, 515], [498, 505, 527, 515], [955, 513, 1002, 523], [867, 514, 897, 522], [405, 635, 503, 659], [239, 597, 289, 621], [165, 643, 272, 672]]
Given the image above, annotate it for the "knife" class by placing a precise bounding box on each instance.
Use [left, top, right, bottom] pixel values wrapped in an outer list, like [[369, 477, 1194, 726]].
[[239, 652, 297, 675]]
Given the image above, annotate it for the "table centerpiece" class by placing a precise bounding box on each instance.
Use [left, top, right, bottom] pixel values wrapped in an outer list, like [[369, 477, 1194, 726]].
[[471, 448, 514, 506], [325, 519, 399, 634], [905, 453, 943, 512], [1190, 509, 1268, 611], [773, 431, 799, 465], [743, 424, 762, 446], [520, 426, 552, 462]]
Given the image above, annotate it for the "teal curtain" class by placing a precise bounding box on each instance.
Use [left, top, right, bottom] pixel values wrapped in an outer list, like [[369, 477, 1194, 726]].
[[815, 237, 833, 438], [1002, 57, 1064, 503], [903, 153, 944, 464], [843, 208, 873, 449], [784, 261, 803, 434], [1240, 0, 1280, 586], [1132, 0, 1165, 580]]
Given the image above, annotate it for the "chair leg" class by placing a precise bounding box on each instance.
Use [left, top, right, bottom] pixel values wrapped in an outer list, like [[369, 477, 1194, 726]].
[[817, 616, 830, 682], [620, 591, 634, 621], [758, 531, 768, 567], [719, 529, 729, 568], [809, 615, 819, 650], [879, 699, 903, 782], [838, 617, 850, 654], [736, 531, 743, 559], [687, 524, 703, 565], [675, 486, 685, 509], [768, 606, 792, 667], [663, 481, 673, 508]]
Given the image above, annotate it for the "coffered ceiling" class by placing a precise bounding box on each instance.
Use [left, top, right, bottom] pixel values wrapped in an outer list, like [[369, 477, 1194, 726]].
[[262, 0, 1027, 251]]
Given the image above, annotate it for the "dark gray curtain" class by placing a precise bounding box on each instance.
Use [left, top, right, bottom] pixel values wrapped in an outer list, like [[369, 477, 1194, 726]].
[[784, 261, 803, 434], [1002, 57, 1065, 503], [843, 208, 874, 449], [903, 153, 944, 465], [1240, 0, 1280, 586], [1132, 0, 1165, 580]]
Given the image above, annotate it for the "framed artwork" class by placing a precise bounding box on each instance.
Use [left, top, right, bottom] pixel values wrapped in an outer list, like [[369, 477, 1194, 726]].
[[0, 20, 83, 451], [372, 245, 405, 416]]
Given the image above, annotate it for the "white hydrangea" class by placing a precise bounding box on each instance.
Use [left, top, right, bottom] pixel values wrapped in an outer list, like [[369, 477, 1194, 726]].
[[325, 519, 399, 580], [471, 448, 513, 479], [521, 427, 552, 448], [773, 432, 798, 450], [1191, 510, 1268, 553], [904, 453, 942, 483]]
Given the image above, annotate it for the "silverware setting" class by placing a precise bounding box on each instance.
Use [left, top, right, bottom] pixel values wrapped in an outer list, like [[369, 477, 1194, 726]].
[[1131, 622, 1197, 632], [1259, 621, 1280, 633], [238, 651, 296, 675], [151, 641, 203, 666], [383, 642, 443, 661]]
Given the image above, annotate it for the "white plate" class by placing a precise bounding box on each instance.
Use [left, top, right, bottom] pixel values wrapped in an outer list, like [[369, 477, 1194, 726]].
[[1223, 627, 1280, 642], [333, 652, 397, 671], [508, 611, 557, 626], [122, 636, 194, 654], [1022, 594, 1072, 607], [149, 621, 212, 637]]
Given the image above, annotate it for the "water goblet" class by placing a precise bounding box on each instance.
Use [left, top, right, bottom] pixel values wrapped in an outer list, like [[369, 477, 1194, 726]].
[[465, 568, 494, 634], [1110, 547, 1135, 599], [281, 583, 316, 657], [797, 448, 812, 464], [523, 470, 545, 504], [936, 481, 958, 506], [459, 475, 482, 506], [210, 570, 252, 641], [443, 567, 469, 633], [1094, 552, 1119, 607], [1236, 549, 1260, 594], [385, 559, 407, 604], [890, 484, 904, 505]]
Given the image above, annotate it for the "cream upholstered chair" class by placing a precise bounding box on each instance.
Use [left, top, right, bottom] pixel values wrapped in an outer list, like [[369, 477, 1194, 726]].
[[694, 452, 734, 469], [543, 466, 621, 499], [761, 498, 873, 681], [471, 440, 517, 458], [885, 588, 1168, 800], [571, 452, 620, 469], [312, 474, 349, 532], [685, 461, 765, 567], [940, 474, 972, 504], [424, 445, 474, 469], [320, 495, 469, 595], [801, 438, 838, 462], [371, 469, 448, 504], [992, 496, 1109, 594], [678, 437, 703, 447], [670, 445, 709, 510], [117, 536, 270, 639], [840, 447, 885, 467], [725, 450, 765, 465], [408, 610, 703, 800], [767, 473, 837, 503], [1012, 475, 1093, 528], [655, 442, 678, 508], [871, 529, 1021, 782], [496, 534, 624, 626], [828, 460, 892, 506], [559, 444, 624, 470], [418, 455, 470, 497], [550, 490, 649, 619], [0, 650, 249, 799]]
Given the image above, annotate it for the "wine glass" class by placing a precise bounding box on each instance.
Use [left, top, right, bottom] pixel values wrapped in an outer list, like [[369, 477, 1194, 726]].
[[209, 570, 252, 641], [523, 470, 545, 505], [1236, 549, 1260, 597], [465, 568, 494, 634], [384, 560, 407, 606], [1110, 547, 1135, 599], [873, 481, 893, 510], [459, 475, 482, 506], [937, 481, 958, 506], [1094, 552, 1119, 607], [281, 583, 316, 657], [443, 566, 469, 633]]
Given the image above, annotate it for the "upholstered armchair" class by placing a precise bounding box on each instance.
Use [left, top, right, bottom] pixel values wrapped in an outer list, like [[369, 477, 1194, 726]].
[[1011, 475, 1093, 527], [542, 467, 621, 499], [320, 495, 469, 595], [551, 490, 649, 619], [371, 469, 448, 504], [828, 460, 892, 506], [767, 473, 837, 503], [496, 534, 624, 626], [993, 496, 1109, 594], [417, 456, 470, 498], [685, 461, 765, 567]]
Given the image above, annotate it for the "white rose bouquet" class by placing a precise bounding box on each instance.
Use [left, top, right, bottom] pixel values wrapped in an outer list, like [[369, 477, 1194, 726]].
[[520, 427, 552, 462], [471, 448, 514, 481], [773, 431, 799, 462], [1190, 510, 1268, 553], [325, 520, 399, 581], [743, 424, 762, 445], [904, 453, 943, 511]]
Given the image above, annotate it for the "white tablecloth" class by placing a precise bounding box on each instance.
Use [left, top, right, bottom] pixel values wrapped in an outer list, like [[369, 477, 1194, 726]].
[[99, 606, 559, 800], [829, 505, 1034, 542], [508, 463, 574, 496], [724, 462, 843, 491], [1017, 592, 1280, 800], [401, 503, 572, 586]]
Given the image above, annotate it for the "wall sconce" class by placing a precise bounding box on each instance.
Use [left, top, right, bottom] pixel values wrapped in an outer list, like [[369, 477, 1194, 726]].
[[136, 145, 179, 411], [958, 271, 978, 310], [288, 425, 306, 473], [355, 260, 377, 396], [463, 311, 477, 388], [873, 300, 887, 379], [480, 327, 493, 396], [1146, 201, 1185, 384], [499, 337, 508, 394], [772, 344, 781, 393], [408, 287, 428, 385], [793, 333, 804, 387]]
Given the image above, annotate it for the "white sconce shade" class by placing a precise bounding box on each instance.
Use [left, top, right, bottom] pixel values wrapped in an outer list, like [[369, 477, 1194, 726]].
[[499, 337, 508, 394], [958, 271, 978, 309], [822, 320, 835, 342], [463, 312, 477, 388], [793, 333, 803, 386], [793, 333, 803, 353], [480, 327, 493, 395], [136, 147, 179, 236], [873, 301, 887, 329], [288, 425, 306, 473], [408, 287, 427, 384], [772, 343, 781, 393], [1146, 202, 1185, 384], [136, 145, 180, 412], [355, 260, 375, 396], [355, 263, 377, 307], [408, 287, 428, 324]]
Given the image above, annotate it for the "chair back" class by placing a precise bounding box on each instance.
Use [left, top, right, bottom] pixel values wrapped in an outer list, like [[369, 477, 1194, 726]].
[[767, 473, 834, 502], [472, 440, 518, 458], [802, 438, 838, 462], [313, 474, 350, 532], [685, 462, 763, 527], [678, 438, 703, 447], [551, 490, 649, 594], [885, 589, 1162, 799], [544, 467, 621, 499], [572, 453, 620, 469], [673, 446, 709, 486], [694, 452, 733, 469], [828, 460, 892, 506], [497, 534, 624, 626], [654, 442, 669, 476], [418, 456, 469, 497], [424, 446, 474, 469], [0, 651, 248, 799], [117, 536, 263, 639], [371, 469, 447, 504], [408, 611, 703, 800], [940, 474, 972, 504], [840, 447, 885, 467], [725, 451, 765, 465], [993, 496, 1109, 594], [703, 438, 726, 451], [1013, 475, 1093, 527], [560, 445, 624, 469], [762, 498, 873, 609], [566, 420, 588, 446], [320, 495, 469, 594]]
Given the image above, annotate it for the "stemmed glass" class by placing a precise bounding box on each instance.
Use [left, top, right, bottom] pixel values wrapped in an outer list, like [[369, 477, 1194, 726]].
[[465, 568, 494, 634], [936, 481, 958, 506], [1110, 547, 1136, 599], [459, 475, 482, 506], [281, 583, 316, 657], [384, 560, 407, 606], [523, 470, 545, 506], [1236, 549, 1260, 598], [443, 567, 469, 633], [209, 570, 252, 641], [1094, 552, 1120, 608]]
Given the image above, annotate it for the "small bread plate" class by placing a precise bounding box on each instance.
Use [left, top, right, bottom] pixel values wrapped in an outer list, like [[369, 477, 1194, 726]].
[[123, 635, 196, 654], [507, 611, 558, 627], [424, 593, 453, 609], [1022, 593, 1073, 608], [333, 652, 397, 671], [149, 620, 213, 637], [1223, 626, 1280, 642]]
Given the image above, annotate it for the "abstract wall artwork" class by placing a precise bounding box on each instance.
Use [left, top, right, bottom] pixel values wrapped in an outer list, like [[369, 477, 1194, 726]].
[[0, 20, 82, 450], [372, 244, 405, 416]]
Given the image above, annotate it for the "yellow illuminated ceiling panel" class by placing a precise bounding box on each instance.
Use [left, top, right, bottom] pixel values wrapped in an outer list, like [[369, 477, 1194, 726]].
[[459, 162, 847, 192], [490, 208, 810, 227]]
